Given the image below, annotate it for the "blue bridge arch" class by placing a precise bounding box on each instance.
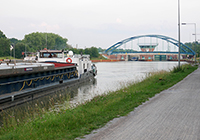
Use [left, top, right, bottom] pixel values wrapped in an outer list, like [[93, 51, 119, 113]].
[[104, 34, 195, 55]]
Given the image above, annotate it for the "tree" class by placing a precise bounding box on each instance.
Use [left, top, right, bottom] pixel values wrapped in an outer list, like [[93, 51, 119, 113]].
[[69, 47, 99, 58], [0, 30, 10, 57], [90, 47, 99, 58], [0, 31, 100, 58], [0, 30, 6, 39], [78, 49, 84, 54], [98, 47, 105, 53], [10, 38, 21, 45], [15, 42, 26, 59], [23, 32, 69, 52], [84, 48, 91, 56], [69, 48, 79, 54], [0, 38, 10, 57], [185, 42, 200, 57]]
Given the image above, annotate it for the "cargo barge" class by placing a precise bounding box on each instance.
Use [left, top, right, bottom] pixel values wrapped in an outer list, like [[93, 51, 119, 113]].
[[0, 49, 97, 110]]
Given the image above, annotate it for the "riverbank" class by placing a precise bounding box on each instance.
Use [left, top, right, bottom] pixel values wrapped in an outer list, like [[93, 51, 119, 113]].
[[85, 64, 200, 139], [0, 64, 198, 140], [91, 59, 121, 62], [91, 59, 197, 63]]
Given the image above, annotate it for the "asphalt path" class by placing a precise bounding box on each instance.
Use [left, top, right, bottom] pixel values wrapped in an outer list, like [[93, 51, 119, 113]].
[[83, 66, 200, 140]]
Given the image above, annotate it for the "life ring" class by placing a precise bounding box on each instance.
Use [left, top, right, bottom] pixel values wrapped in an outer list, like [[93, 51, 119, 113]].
[[66, 58, 72, 63]]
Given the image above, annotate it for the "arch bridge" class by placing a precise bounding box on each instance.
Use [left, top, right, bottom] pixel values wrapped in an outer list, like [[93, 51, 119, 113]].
[[104, 35, 195, 55]]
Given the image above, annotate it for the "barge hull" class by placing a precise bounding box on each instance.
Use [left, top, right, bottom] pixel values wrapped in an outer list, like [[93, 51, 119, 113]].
[[0, 71, 94, 110]]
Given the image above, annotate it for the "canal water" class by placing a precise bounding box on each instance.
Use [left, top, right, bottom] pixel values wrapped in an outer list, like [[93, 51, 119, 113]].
[[0, 61, 186, 125], [72, 61, 186, 104]]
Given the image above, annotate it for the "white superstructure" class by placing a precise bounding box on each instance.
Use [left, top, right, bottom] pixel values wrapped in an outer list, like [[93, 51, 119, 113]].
[[24, 49, 97, 78]]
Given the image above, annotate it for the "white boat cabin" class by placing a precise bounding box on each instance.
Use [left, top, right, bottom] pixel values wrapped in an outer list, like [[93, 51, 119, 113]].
[[36, 49, 94, 77]]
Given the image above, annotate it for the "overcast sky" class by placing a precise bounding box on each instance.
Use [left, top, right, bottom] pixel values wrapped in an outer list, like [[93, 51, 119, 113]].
[[1, 0, 200, 49]]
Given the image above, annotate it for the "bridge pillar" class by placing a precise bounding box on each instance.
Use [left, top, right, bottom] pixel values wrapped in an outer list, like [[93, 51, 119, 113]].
[[125, 53, 128, 61]]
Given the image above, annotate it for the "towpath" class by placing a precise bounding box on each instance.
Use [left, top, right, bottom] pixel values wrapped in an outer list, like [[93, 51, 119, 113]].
[[83, 66, 200, 140]]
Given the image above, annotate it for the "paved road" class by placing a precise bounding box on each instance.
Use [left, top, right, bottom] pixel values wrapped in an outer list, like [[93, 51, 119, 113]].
[[83, 67, 200, 140]]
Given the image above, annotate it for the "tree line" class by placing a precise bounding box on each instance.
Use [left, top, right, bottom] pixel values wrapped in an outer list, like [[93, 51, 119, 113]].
[[185, 42, 200, 57], [69, 47, 99, 58], [0, 30, 10, 57], [1, 30, 200, 59], [0, 30, 100, 59]]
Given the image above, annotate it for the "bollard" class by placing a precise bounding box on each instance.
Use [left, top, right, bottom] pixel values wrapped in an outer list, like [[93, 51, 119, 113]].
[[12, 96, 14, 101]]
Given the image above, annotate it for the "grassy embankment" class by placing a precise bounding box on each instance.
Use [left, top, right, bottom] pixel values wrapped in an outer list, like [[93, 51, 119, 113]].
[[0, 57, 14, 60], [90, 55, 107, 60], [0, 64, 198, 140]]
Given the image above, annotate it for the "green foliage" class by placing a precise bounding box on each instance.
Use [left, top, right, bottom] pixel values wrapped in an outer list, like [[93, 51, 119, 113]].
[[90, 47, 99, 58], [0, 38, 10, 57], [10, 38, 21, 45], [185, 42, 200, 57], [90, 54, 107, 60], [0, 31, 10, 57], [23, 32, 69, 51], [0, 30, 6, 39], [69, 47, 99, 58], [0, 64, 197, 140], [0, 31, 73, 58], [171, 65, 185, 73], [15, 42, 26, 59], [112, 49, 137, 53], [97, 47, 105, 53], [9, 38, 25, 59], [0, 31, 101, 58]]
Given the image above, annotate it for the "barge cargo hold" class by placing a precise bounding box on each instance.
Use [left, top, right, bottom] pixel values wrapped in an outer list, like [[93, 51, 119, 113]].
[[0, 49, 97, 110]]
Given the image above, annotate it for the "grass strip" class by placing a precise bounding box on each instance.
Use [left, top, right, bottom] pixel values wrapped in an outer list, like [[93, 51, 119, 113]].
[[0, 64, 198, 140]]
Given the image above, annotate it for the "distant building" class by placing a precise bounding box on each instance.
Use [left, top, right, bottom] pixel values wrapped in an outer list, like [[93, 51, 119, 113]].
[[138, 43, 158, 52]]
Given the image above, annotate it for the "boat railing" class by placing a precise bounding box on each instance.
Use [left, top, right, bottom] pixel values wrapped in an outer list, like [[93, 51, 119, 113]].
[[0, 59, 11, 65], [0, 59, 27, 65]]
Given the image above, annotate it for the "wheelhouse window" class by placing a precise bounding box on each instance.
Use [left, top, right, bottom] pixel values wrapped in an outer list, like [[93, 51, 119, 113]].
[[40, 52, 62, 58]]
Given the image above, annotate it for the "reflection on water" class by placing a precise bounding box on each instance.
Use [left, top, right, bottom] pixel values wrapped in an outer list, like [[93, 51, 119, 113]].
[[89, 61, 186, 96], [0, 61, 186, 125], [0, 79, 96, 126], [70, 79, 97, 105]]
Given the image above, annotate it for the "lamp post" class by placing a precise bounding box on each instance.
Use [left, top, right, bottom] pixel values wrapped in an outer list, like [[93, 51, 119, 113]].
[[178, 0, 181, 68], [182, 22, 197, 63]]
